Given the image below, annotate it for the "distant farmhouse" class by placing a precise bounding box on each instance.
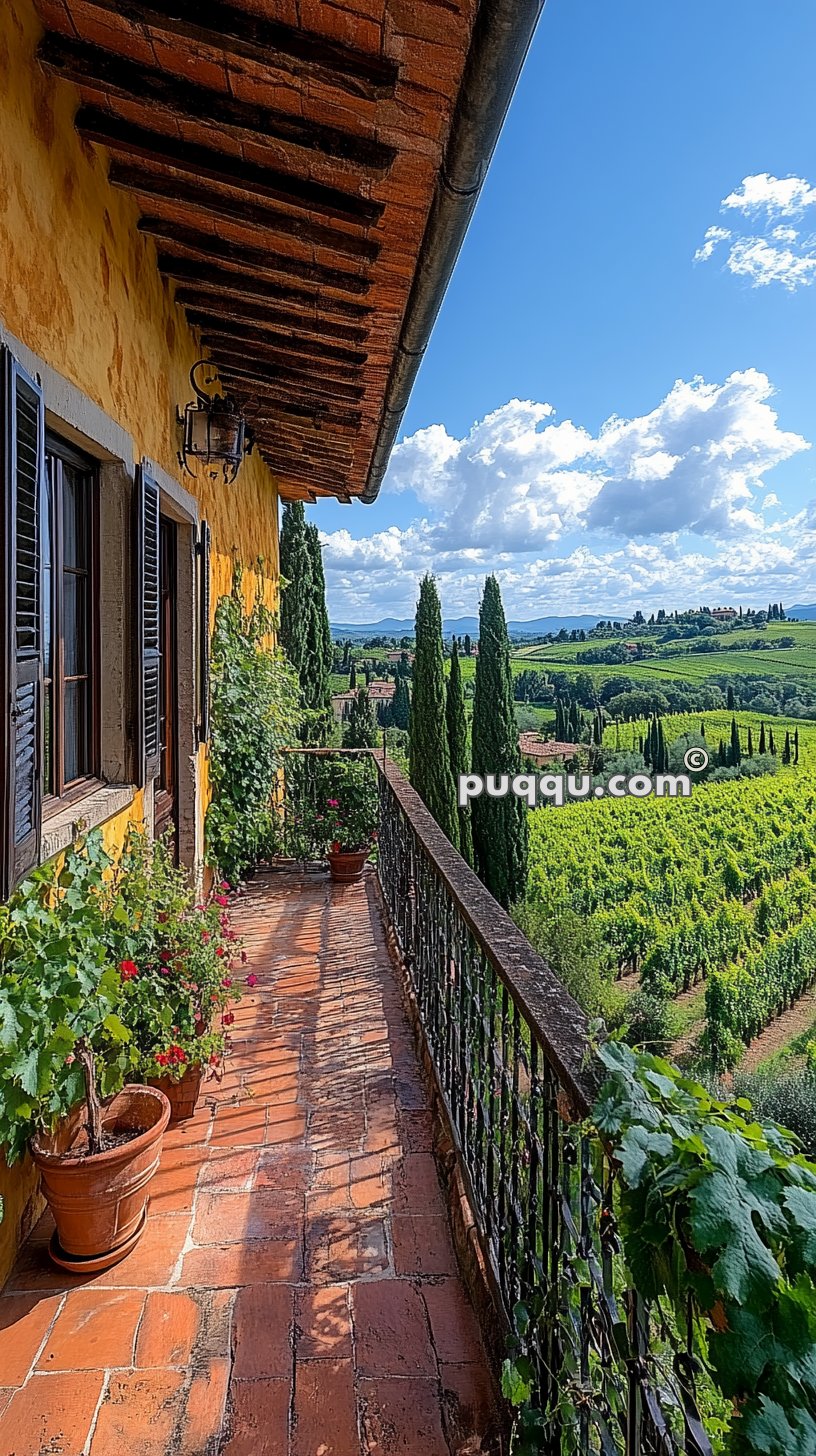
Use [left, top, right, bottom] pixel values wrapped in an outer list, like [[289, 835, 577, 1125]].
[[332, 680, 396, 721], [518, 733, 580, 767]]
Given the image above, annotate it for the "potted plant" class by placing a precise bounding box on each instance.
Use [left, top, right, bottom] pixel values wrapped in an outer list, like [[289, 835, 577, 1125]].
[[107, 832, 249, 1123], [0, 833, 170, 1273], [307, 755, 379, 883]]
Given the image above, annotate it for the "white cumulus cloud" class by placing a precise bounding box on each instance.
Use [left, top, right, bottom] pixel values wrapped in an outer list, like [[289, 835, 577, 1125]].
[[695, 173, 816, 289], [318, 374, 811, 619]]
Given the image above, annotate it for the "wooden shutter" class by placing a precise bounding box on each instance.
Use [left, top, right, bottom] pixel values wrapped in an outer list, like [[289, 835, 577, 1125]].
[[136, 462, 161, 784], [197, 519, 211, 744], [1, 349, 45, 897]]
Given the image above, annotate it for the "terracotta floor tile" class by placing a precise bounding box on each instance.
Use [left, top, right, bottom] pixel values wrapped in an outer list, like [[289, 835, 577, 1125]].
[[198, 1148, 258, 1192], [180, 1238, 301, 1288], [393, 1153, 447, 1215], [37, 1289, 145, 1371], [353, 1281, 436, 1378], [358, 1375, 449, 1455], [220, 1378, 290, 1456], [176, 1357, 231, 1455], [0, 1371, 104, 1456], [135, 1290, 200, 1367], [292, 1359, 357, 1456], [421, 1281, 486, 1365], [392, 1214, 458, 1279], [193, 1187, 303, 1244], [0, 1292, 64, 1386], [149, 1147, 201, 1215], [441, 1362, 500, 1448], [89, 1369, 185, 1455], [294, 1284, 352, 1360], [208, 1104, 268, 1149], [232, 1285, 293, 1379], [87, 1214, 191, 1290]]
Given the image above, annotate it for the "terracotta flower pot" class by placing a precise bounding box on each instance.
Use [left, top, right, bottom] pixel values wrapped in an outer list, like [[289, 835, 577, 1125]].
[[327, 848, 369, 883], [148, 1064, 204, 1123], [31, 1084, 171, 1272]]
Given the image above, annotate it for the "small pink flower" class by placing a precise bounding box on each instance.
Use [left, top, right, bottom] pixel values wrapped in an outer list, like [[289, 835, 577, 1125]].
[[221, 977, 233, 989], [214, 894, 228, 907], [327, 798, 339, 808], [65, 1053, 76, 1066], [201, 930, 211, 944], [246, 973, 258, 988], [220, 880, 231, 892]]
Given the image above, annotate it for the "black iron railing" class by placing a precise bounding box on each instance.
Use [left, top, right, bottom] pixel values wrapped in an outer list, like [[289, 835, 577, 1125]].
[[283, 750, 713, 1456]]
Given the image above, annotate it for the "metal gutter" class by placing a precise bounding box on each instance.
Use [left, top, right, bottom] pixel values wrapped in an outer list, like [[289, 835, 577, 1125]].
[[361, 0, 546, 504]]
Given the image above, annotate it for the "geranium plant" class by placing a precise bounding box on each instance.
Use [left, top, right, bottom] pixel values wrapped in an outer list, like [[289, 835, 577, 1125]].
[[303, 754, 379, 857], [104, 830, 249, 1082]]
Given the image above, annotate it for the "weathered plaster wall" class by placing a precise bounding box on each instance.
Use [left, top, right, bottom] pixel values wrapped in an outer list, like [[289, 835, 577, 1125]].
[[0, 0, 282, 1283]]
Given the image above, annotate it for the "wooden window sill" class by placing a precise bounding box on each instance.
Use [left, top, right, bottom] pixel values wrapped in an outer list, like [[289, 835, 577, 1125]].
[[40, 783, 137, 864]]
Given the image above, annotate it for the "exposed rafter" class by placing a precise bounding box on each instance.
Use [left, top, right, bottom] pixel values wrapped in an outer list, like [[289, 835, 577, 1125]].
[[173, 291, 368, 346], [76, 108, 383, 225], [38, 35, 397, 172], [143, 221, 372, 296], [157, 258, 373, 324], [70, 0, 400, 100], [185, 312, 368, 367], [201, 339, 365, 397]]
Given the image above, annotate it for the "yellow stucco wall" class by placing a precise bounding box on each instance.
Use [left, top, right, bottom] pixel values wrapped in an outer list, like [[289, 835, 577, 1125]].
[[0, 0, 282, 1281]]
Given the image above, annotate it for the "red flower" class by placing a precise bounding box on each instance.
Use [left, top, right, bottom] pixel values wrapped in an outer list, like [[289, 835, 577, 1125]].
[[327, 798, 339, 808], [209, 1053, 221, 1067], [331, 840, 341, 853], [222, 1012, 235, 1027], [201, 930, 211, 944], [246, 973, 258, 988], [155, 1053, 169, 1067], [220, 880, 231, 892], [214, 894, 228, 907], [159, 948, 172, 964], [221, 977, 233, 989], [215, 946, 226, 958], [119, 959, 138, 981]]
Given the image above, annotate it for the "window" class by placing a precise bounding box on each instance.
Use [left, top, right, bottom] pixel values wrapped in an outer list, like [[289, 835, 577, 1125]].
[[42, 434, 99, 802]]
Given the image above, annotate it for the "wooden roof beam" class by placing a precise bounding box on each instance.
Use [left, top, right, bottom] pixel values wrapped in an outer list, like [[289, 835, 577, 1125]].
[[172, 290, 368, 346], [39, 34, 397, 172], [157, 256, 372, 324], [185, 311, 368, 367], [142, 218, 372, 296], [72, 0, 399, 100], [210, 349, 365, 404], [115, 171, 379, 262], [76, 107, 383, 226], [200, 335, 364, 394]]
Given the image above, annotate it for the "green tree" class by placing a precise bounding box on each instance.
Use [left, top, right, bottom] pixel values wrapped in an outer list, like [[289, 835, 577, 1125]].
[[342, 688, 379, 749], [392, 673, 410, 731], [730, 716, 741, 767], [471, 576, 528, 907], [463, 632, 472, 656], [446, 638, 473, 865], [279, 503, 331, 743], [349, 661, 357, 690], [410, 576, 459, 847]]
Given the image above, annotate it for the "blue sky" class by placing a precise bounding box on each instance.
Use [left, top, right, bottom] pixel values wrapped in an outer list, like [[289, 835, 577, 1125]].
[[315, 0, 816, 623]]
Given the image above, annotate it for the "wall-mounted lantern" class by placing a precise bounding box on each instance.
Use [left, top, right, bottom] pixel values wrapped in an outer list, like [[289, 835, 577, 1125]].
[[178, 360, 251, 486]]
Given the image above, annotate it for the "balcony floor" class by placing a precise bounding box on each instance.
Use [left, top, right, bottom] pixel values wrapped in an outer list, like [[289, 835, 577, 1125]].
[[0, 869, 500, 1455]]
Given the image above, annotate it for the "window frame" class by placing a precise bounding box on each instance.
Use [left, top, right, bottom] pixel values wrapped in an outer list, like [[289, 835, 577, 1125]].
[[42, 431, 101, 813]]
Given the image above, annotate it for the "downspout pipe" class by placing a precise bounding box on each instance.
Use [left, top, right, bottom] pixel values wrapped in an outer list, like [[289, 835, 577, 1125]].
[[361, 0, 546, 504]]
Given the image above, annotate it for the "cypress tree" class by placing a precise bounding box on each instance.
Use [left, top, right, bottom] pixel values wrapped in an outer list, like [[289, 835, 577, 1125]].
[[759, 721, 767, 754], [783, 730, 792, 765], [769, 728, 776, 755], [464, 632, 472, 657], [410, 576, 459, 848], [471, 576, 528, 907], [446, 639, 473, 865], [747, 727, 754, 757], [305, 521, 332, 741], [342, 688, 379, 749], [730, 717, 741, 767], [279, 502, 314, 685], [349, 662, 357, 690], [795, 727, 800, 764], [392, 674, 410, 731], [700, 720, 706, 739]]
